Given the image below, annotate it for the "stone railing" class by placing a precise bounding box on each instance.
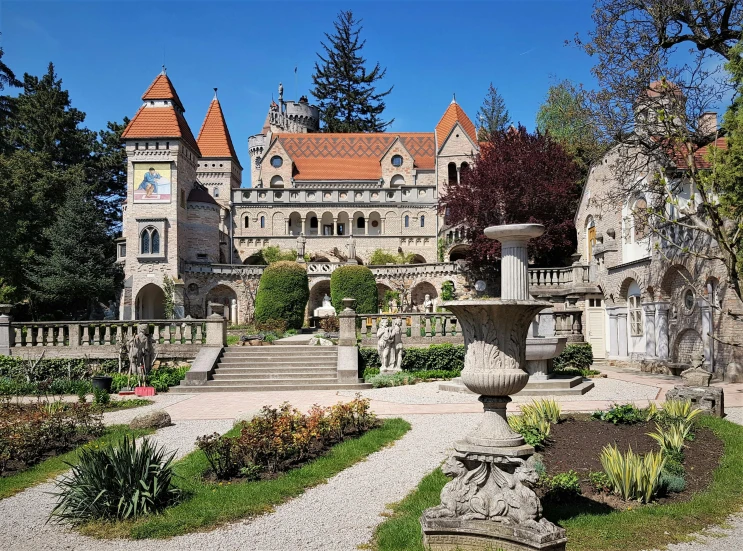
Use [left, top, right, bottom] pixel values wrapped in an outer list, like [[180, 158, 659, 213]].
[[358, 312, 461, 346], [553, 309, 584, 343], [0, 317, 226, 359]]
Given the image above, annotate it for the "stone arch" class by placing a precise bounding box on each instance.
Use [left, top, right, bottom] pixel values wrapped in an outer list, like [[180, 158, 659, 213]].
[[287, 211, 302, 235], [336, 211, 350, 236], [672, 328, 703, 364], [368, 211, 382, 236], [448, 244, 469, 261], [376, 283, 394, 312], [411, 281, 438, 311], [205, 283, 239, 323], [611, 269, 647, 303], [135, 283, 165, 320], [352, 210, 366, 235], [305, 211, 319, 236], [272, 212, 285, 235], [447, 162, 457, 185], [309, 278, 332, 316], [270, 175, 284, 188], [409, 254, 427, 264], [320, 212, 334, 235], [660, 264, 695, 301]]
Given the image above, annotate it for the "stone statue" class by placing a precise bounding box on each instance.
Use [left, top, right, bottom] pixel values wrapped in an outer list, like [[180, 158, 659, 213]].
[[296, 232, 306, 262], [423, 293, 435, 313], [278, 82, 283, 102], [393, 318, 404, 372], [681, 350, 712, 387], [377, 318, 395, 373], [127, 324, 155, 387], [322, 294, 332, 308], [346, 235, 356, 264]]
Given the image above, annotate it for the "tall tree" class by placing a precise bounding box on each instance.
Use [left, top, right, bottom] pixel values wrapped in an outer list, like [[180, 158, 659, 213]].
[[536, 79, 607, 176], [0, 43, 21, 149], [440, 126, 580, 280], [477, 83, 510, 139], [311, 10, 393, 132], [26, 177, 121, 319], [90, 118, 129, 230]]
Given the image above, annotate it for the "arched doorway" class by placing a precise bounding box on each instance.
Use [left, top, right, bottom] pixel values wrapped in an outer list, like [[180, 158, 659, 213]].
[[206, 284, 238, 323], [309, 280, 331, 315], [448, 244, 469, 262], [136, 283, 166, 320]]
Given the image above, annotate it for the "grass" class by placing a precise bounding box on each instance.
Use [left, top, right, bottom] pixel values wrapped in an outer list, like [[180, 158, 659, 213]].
[[98, 398, 152, 411], [80, 417, 411, 539], [0, 425, 154, 500], [369, 415, 743, 551], [226, 335, 240, 346]]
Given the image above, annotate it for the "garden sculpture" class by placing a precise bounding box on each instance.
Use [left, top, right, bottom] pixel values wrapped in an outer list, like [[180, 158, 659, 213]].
[[346, 235, 356, 263], [393, 318, 404, 372], [127, 324, 155, 387], [376, 318, 396, 373], [296, 232, 306, 262], [423, 293, 434, 313]]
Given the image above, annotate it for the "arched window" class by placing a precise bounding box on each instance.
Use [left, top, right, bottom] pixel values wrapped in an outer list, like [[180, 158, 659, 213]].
[[213, 187, 220, 197], [244, 217, 249, 228], [404, 215, 410, 228], [390, 174, 405, 186], [633, 197, 648, 240], [447, 162, 457, 185], [140, 226, 160, 255], [420, 215, 425, 227], [628, 295, 642, 336], [260, 216, 265, 229]]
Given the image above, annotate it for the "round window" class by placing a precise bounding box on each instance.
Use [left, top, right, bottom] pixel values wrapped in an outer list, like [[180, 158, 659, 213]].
[[371, 220, 379, 228], [391, 155, 403, 167], [270, 156, 283, 168], [684, 289, 695, 311]]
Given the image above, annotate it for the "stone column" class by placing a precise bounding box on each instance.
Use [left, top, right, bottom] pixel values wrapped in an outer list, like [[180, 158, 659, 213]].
[[700, 299, 714, 371], [456, 166, 461, 184], [484, 224, 544, 300], [608, 308, 619, 358], [643, 303, 657, 358], [337, 298, 360, 383], [617, 312, 629, 358], [655, 302, 670, 360], [381, 218, 386, 235], [0, 309, 13, 356], [230, 299, 238, 325]]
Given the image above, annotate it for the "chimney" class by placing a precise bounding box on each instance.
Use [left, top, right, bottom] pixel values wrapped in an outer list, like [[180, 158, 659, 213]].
[[698, 111, 718, 137]]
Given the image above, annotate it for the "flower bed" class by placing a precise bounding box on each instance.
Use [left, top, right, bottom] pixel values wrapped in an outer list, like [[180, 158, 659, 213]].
[[0, 401, 104, 476]]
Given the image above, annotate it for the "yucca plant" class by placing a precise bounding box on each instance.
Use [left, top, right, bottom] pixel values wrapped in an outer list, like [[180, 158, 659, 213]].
[[50, 436, 180, 523], [648, 422, 691, 455], [600, 444, 665, 503], [522, 398, 561, 424], [662, 399, 702, 424]]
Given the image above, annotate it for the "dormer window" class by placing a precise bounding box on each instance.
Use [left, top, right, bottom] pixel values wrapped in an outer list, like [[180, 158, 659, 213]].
[[271, 155, 283, 168], [391, 155, 403, 167]]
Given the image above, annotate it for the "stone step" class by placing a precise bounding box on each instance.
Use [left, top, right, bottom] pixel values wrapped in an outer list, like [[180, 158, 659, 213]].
[[438, 377, 595, 397], [215, 367, 338, 375], [211, 372, 339, 381], [521, 376, 584, 390], [170, 381, 372, 393], [516, 380, 595, 396], [224, 345, 335, 351], [218, 359, 337, 367]]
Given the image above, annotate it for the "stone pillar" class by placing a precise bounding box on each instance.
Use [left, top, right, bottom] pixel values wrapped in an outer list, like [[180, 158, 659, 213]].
[[381, 218, 386, 235], [643, 303, 657, 358], [700, 300, 714, 371], [617, 311, 629, 358], [608, 308, 619, 358], [337, 298, 359, 383], [0, 310, 13, 356], [456, 166, 461, 184], [484, 224, 544, 301], [204, 313, 227, 346], [230, 299, 238, 325], [655, 302, 670, 360]]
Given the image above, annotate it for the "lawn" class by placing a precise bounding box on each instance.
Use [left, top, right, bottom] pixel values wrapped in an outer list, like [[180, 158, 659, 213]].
[[369, 415, 743, 551], [80, 417, 411, 539], [0, 425, 154, 500]]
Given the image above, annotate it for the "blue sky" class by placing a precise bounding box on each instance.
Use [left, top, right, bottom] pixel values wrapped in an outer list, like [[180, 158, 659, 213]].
[[3, 0, 599, 163]]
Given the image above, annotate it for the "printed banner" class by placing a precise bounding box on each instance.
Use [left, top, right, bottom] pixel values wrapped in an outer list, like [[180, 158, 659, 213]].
[[133, 163, 172, 203]]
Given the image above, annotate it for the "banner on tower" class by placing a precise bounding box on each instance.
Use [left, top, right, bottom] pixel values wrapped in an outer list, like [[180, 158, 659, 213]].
[[133, 162, 172, 203]]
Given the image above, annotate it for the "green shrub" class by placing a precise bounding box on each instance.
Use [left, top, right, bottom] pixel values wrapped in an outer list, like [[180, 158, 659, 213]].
[[93, 388, 110, 407], [50, 436, 180, 523], [663, 456, 685, 477], [589, 471, 611, 493], [659, 472, 686, 493], [368, 249, 416, 265], [553, 343, 594, 371], [648, 422, 692, 456], [330, 265, 378, 314], [544, 470, 581, 499], [592, 403, 646, 425], [441, 281, 455, 301], [600, 444, 665, 503], [359, 343, 464, 373], [521, 398, 561, 424], [254, 261, 309, 330], [368, 372, 419, 388]]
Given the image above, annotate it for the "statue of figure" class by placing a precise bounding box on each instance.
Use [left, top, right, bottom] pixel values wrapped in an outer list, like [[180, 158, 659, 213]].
[[377, 318, 395, 373], [346, 235, 356, 263], [393, 318, 404, 371], [322, 294, 332, 308], [296, 232, 306, 262], [278, 82, 284, 102], [127, 324, 155, 387], [424, 293, 435, 313]]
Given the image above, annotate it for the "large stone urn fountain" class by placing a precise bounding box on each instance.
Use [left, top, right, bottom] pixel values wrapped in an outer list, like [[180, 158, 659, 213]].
[[421, 224, 567, 551]]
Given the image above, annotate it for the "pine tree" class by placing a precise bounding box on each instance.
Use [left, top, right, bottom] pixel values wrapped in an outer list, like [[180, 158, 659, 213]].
[[26, 177, 121, 319], [311, 10, 393, 132], [477, 83, 510, 140]]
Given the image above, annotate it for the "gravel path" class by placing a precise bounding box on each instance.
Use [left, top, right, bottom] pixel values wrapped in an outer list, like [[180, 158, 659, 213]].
[[102, 393, 193, 425], [339, 378, 660, 405], [0, 418, 234, 551], [0, 414, 476, 551]]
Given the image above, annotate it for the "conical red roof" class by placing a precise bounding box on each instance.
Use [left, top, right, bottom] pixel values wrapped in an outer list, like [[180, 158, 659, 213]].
[[196, 97, 240, 165], [435, 100, 477, 146], [141, 72, 185, 111]]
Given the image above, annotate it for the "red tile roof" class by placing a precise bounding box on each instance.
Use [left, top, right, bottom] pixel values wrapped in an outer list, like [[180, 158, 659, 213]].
[[122, 105, 201, 155], [141, 73, 185, 110], [435, 101, 477, 147], [273, 133, 435, 180], [672, 137, 727, 169], [197, 98, 240, 165]]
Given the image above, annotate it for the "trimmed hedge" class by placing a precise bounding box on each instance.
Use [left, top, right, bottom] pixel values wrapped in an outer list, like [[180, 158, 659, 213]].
[[330, 265, 378, 315], [254, 261, 309, 330], [359, 343, 464, 373], [553, 342, 594, 371]]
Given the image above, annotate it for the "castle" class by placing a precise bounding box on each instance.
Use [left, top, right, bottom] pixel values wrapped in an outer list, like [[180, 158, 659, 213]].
[[118, 69, 475, 323]]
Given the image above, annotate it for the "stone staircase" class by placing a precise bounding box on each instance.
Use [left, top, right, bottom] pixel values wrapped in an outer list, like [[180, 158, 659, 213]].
[[172, 345, 371, 393]]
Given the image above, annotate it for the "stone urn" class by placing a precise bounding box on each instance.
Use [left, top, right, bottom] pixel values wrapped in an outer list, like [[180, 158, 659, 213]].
[[421, 224, 567, 551]]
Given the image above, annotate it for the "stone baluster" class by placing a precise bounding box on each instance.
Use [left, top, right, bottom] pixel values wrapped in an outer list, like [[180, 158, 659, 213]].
[[184, 323, 193, 344], [370, 316, 378, 337], [411, 315, 421, 338], [434, 316, 443, 336], [28, 326, 36, 346], [81, 325, 90, 346], [450, 317, 458, 335], [103, 325, 111, 345], [92, 326, 100, 346], [14, 327, 22, 347], [425, 316, 433, 336], [114, 325, 122, 345], [69, 324, 80, 347], [36, 326, 44, 346], [195, 324, 203, 343], [56, 326, 65, 346], [163, 324, 171, 343], [174, 324, 183, 343]]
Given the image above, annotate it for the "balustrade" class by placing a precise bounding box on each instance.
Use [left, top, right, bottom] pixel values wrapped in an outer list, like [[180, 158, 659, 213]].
[[358, 312, 460, 342]]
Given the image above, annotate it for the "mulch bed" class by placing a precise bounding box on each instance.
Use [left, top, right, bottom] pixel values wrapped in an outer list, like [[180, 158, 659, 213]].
[[538, 416, 723, 510]]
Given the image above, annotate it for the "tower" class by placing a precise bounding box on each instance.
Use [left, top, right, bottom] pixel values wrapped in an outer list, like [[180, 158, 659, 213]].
[[119, 68, 201, 320]]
